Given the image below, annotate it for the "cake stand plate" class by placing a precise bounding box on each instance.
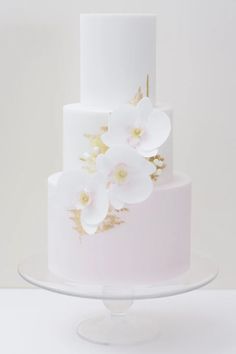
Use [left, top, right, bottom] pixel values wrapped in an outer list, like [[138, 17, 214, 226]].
[[18, 252, 218, 345]]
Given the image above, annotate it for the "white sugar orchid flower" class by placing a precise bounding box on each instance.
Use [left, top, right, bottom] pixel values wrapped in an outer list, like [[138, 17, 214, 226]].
[[102, 97, 171, 157], [57, 170, 109, 235], [96, 146, 156, 210]]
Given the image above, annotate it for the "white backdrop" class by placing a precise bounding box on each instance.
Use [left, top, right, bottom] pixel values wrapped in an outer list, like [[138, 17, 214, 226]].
[[0, 0, 235, 287]]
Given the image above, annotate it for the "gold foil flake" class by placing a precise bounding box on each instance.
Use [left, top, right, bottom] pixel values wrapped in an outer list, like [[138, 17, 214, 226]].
[[80, 126, 109, 173], [69, 209, 87, 236], [84, 132, 108, 155], [149, 154, 166, 183], [80, 154, 97, 173], [129, 86, 144, 106], [97, 208, 128, 232], [69, 207, 128, 237], [100, 125, 108, 133], [129, 74, 150, 105]]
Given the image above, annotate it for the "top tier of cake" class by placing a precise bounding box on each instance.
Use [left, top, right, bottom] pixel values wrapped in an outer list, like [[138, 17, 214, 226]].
[[80, 14, 156, 110]]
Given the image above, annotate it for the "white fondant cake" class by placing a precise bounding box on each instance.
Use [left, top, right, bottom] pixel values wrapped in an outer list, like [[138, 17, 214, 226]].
[[80, 14, 156, 110], [48, 14, 191, 285]]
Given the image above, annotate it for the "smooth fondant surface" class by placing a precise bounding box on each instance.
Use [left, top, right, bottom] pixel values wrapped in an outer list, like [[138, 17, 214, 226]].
[[80, 14, 156, 109], [48, 173, 191, 285]]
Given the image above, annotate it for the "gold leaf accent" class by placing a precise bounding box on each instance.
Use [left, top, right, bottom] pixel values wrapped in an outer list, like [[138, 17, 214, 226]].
[[129, 86, 144, 106], [69, 207, 129, 237], [69, 209, 87, 236], [81, 126, 109, 173], [100, 125, 108, 133], [84, 133, 108, 155], [129, 74, 150, 105], [149, 154, 166, 183], [146, 74, 150, 97]]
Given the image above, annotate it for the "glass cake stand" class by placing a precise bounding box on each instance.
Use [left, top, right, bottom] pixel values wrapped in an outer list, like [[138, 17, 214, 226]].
[[18, 252, 218, 345]]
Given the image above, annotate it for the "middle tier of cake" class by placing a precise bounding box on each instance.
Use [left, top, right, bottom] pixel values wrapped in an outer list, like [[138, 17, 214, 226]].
[[63, 103, 173, 185]]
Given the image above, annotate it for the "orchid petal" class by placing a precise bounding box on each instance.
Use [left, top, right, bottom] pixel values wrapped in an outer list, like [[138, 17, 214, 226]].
[[80, 214, 98, 235], [136, 147, 159, 158], [82, 186, 109, 225], [109, 189, 125, 210], [102, 104, 138, 147], [144, 110, 171, 149], [112, 176, 153, 205], [101, 146, 144, 172], [137, 97, 153, 122], [96, 153, 113, 176], [57, 170, 90, 208]]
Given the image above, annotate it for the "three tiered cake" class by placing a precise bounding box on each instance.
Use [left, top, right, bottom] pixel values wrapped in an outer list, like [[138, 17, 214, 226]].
[[48, 14, 191, 285]]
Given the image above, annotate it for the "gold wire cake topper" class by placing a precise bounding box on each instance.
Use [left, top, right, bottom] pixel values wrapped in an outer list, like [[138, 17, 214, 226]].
[[69, 75, 168, 237]]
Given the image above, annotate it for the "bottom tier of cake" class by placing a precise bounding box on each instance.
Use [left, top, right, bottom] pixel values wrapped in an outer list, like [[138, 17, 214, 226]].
[[48, 173, 191, 285]]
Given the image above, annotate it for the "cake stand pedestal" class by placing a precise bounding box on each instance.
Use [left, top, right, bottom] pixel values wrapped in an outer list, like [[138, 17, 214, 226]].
[[18, 252, 218, 345]]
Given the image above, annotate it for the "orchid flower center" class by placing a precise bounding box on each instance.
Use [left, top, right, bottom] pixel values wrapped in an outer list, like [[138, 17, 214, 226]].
[[131, 127, 144, 139], [79, 190, 91, 207], [113, 164, 128, 184]]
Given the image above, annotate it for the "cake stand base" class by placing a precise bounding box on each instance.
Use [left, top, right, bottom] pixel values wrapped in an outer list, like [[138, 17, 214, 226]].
[[77, 300, 158, 345], [18, 252, 218, 346]]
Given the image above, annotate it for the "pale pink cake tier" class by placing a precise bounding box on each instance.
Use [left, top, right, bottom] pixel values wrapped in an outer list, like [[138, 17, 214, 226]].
[[48, 173, 191, 285]]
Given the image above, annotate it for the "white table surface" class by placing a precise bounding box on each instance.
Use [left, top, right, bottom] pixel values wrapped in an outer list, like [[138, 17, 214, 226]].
[[0, 289, 235, 354]]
